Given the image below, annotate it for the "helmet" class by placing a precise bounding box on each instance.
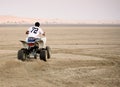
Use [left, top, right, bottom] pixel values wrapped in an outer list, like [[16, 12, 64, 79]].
[[35, 22, 40, 27]]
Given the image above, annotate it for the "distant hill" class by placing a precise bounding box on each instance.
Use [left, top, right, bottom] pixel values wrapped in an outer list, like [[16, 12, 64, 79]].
[[0, 15, 120, 25]]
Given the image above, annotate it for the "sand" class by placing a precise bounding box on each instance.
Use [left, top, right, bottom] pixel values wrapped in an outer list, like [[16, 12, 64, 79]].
[[0, 26, 120, 87]]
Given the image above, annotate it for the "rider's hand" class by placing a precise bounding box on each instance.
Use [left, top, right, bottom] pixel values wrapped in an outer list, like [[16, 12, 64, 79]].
[[43, 32, 45, 36], [26, 31, 29, 34]]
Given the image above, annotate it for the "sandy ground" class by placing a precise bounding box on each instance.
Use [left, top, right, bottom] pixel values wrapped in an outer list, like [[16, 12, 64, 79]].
[[0, 26, 120, 87]]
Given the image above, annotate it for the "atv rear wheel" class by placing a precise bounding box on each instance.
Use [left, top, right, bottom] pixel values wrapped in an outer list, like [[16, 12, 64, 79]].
[[17, 50, 26, 61], [46, 46, 51, 59], [40, 50, 47, 61]]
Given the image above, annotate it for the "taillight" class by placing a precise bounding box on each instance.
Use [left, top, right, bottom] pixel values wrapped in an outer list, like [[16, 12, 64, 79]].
[[28, 43, 34, 47]]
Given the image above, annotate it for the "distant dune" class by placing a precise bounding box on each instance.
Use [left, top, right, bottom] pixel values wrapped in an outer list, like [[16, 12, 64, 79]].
[[0, 15, 120, 25]]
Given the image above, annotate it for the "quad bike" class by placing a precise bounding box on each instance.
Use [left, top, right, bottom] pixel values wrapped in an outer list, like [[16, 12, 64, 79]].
[[17, 37, 51, 61]]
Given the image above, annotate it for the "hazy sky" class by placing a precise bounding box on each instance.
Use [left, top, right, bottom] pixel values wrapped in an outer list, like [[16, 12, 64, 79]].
[[0, 0, 120, 20]]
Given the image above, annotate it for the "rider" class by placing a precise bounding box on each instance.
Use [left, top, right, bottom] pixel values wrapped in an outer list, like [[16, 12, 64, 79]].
[[26, 22, 46, 47]]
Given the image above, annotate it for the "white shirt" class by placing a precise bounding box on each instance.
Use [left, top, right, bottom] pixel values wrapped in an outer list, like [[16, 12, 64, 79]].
[[27, 26, 44, 38]]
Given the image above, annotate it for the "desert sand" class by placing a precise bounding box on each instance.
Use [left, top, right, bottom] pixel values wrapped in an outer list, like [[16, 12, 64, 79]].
[[0, 26, 120, 87]]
